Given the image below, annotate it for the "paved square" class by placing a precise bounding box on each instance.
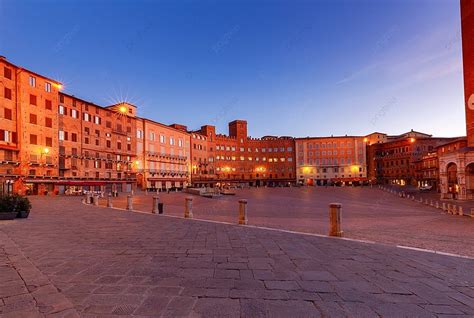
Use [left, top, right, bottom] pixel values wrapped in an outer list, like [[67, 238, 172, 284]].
[[100, 187, 474, 257], [0, 194, 474, 317]]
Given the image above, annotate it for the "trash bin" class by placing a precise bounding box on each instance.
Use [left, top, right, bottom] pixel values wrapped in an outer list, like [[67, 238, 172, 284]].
[[158, 203, 164, 214]]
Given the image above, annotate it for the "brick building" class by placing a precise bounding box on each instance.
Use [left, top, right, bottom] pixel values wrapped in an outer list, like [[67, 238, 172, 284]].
[[136, 119, 191, 191], [438, 0, 474, 200], [368, 130, 458, 186], [191, 120, 296, 187], [56, 94, 138, 194], [295, 136, 369, 186], [0, 56, 62, 195], [414, 152, 439, 190]]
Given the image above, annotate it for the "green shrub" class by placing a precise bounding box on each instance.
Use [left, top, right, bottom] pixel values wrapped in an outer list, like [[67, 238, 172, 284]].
[[0, 195, 32, 213]]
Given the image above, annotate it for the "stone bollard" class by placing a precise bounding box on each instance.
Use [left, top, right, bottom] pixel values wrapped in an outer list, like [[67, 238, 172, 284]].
[[152, 196, 160, 214], [86, 193, 92, 204], [458, 207, 464, 216], [419, 197, 423, 203], [424, 199, 429, 205], [94, 195, 99, 206], [107, 193, 113, 208], [329, 203, 343, 237], [435, 201, 439, 209], [447, 204, 452, 214], [127, 195, 133, 211], [442, 202, 447, 212], [453, 205, 458, 215], [238, 199, 248, 225], [411, 195, 415, 201], [184, 197, 193, 218], [430, 200, 434, 207]]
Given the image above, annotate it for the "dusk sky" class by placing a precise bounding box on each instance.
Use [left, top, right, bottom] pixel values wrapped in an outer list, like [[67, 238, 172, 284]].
[[0, 0, 465, 138]]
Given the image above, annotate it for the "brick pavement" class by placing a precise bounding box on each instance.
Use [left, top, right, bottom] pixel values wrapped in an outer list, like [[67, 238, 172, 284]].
[[0, 196, 474, 317], [97, 187, 474, 257]]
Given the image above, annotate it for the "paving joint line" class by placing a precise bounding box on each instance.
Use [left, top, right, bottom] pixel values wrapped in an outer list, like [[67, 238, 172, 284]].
[[82, 200, 474, 261]]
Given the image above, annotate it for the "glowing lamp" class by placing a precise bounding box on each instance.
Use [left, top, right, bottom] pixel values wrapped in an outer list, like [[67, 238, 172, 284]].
[[43, 147, 50, 154], [410, 138, 416, 143], [119, 105, 128, 113]]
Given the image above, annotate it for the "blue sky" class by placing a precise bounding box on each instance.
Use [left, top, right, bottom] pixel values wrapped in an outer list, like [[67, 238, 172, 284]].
[[0, 0, 465, 138]]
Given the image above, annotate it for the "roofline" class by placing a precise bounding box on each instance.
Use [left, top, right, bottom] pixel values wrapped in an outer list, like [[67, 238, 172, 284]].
[[138, 117, 191, 135], [2, 56, 62, 85]]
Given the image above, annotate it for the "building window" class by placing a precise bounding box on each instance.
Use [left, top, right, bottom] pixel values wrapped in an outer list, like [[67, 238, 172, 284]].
[[59, 105, 66, 115], [4, 67, 12, 79], [29, 94, 37, 106], [45, 82, 52, 92], [72, 133, 77, 142], [137, 130, 143, 139], [30, 134, 38, 145], [4, 108, 12, 120], [83, 113, 90, 121], [170, 137, 174, 145], [45, 99, 52, 110], [4, 87, 11, 100], [159, 134, 165, 143], [46, 137, 53, 147], [29, 76, 36, 87], [178, 138, 183, 147], [59, 131, 65, 141], [71, 109, 79, 118], [94, 116, 101, 125], [29, 113, 37, 124]]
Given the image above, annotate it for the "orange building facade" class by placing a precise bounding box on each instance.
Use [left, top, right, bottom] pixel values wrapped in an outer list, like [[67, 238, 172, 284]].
[[296, 136, 369, 186], [0, 57, 62, 195], [191, 120, 296, 187], [136, 119, 191, 191], [56, 94, 139, 194]]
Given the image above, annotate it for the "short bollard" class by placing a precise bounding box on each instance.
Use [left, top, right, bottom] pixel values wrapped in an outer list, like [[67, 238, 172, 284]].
[[93, 195, 99, 206], [442, 202, 447, 212], [107, 194, 113, 208], [86, 193, 92, 204], [411, 195, 415, 201], [435, 201, 439, 209], [185, 197, 193, 218], [430, 200, 434, 207], [329, 203, 343, 237], [152, 196, 160, 214], [447, 204, 452, 214], [419, 197, 423, 203], [458, 207, 464, 216], [453, 205, 458, 215], [238, 199, 248, 225], [127, 195, 133, 211]]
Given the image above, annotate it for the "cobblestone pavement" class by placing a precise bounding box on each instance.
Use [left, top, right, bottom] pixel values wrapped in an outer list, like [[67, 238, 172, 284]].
[[98, 187, 474, 257], [0, 196, 474, 317]]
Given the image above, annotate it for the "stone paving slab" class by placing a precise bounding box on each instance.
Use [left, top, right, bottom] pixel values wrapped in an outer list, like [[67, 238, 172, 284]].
[[98, 187, 474, 257], [0, 196, 474, 317], [0, 231, 79, 318]]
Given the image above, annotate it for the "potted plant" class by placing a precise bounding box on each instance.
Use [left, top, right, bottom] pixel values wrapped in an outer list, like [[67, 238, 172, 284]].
[[0, 195, 18, 220], [13, 195, 32, 218]]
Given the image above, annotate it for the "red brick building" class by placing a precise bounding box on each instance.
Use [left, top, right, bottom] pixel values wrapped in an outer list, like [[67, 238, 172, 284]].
[[367, 130, 457, 186], [0, 56, 62, 195], [191, 120, 296, 187], [438, 0, 474, 200]]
